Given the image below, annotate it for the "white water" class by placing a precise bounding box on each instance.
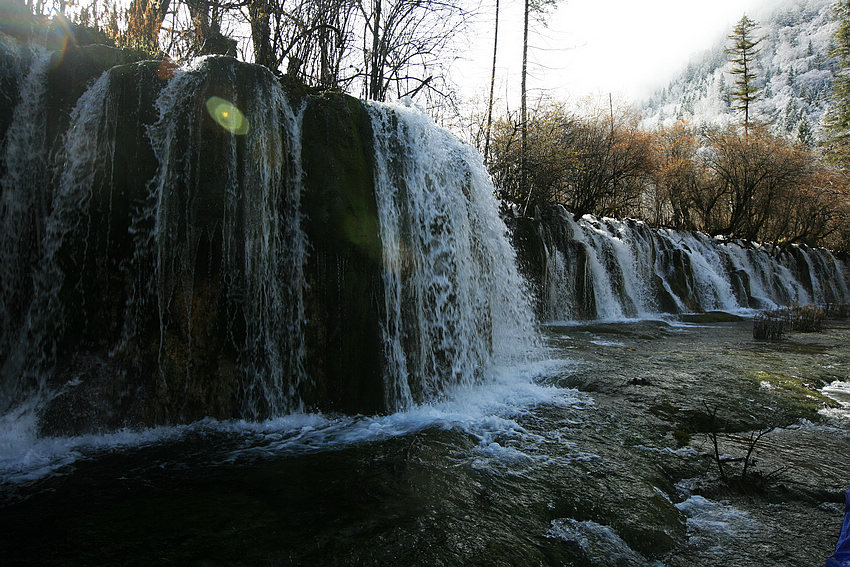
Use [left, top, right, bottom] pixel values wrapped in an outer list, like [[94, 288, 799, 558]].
[[820, 380, 850, 421], [0, 46, 53, 399], [1, 64, 118, 413], [540, 206, 850, 321], [0, 358, 579, 484], [548, 518, 663, 567], [144, 57, 309, 418], [369, 101, 540, 411]]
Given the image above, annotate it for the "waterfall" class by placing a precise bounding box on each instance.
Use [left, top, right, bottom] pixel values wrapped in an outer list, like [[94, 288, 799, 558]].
[[535, 206, 850, 321], [143, 57, 309, 419], [0, 51, 316, 424], [369, 101, 538, 410], [0, 41, 544, 429], [1, 33, 847, 433], [0, 46, 52, 398]]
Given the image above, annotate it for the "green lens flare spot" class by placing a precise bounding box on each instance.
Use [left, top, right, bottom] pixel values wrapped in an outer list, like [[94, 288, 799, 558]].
[[205, 96, 249, 135]]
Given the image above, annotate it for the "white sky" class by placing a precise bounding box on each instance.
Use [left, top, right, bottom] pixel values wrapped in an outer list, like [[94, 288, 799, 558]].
[[452, 0, 777, 108]]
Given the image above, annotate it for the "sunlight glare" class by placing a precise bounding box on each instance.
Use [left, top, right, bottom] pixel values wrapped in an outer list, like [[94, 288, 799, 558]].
[[205, 96, 249, 135]]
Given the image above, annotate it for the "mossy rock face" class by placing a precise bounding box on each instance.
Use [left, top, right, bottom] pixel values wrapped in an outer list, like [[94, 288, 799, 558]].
[[653, 273, 680, 313], [33, 55, 392, 431], [299, 92, 387, 414], [55, 61, 165, 352], [507, 215, 546, 315], [45, 43, 149, 148], [571, 242, 598, 321], [659, 248, 702, 313], [728, 268, 751, 308], [37, 59, 247, 432]]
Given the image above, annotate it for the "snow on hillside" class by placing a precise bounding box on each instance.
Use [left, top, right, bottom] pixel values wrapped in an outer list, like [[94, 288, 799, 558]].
[[642, 0, 836, 140]]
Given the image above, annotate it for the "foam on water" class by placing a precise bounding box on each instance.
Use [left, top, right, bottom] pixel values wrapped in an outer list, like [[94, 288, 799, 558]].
[[0, 358, 581, 485], [547, 518, 664, 567], [820, 381, 850, 421], [675, 494, 757, 553]]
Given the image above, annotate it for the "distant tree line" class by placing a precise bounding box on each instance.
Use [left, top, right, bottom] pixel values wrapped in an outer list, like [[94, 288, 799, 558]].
[[482, 102, 850, 253], [20, 0, 470, 103]]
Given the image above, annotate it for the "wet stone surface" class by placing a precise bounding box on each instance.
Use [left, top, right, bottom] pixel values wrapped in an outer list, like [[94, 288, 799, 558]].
[[0, 318, 848, 566]]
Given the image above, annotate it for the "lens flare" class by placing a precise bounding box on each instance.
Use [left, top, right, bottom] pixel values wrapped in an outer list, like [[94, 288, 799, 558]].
[[205, 97, 249, 135]]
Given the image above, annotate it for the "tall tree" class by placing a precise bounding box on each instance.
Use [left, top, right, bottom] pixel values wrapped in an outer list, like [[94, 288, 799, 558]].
[[520, 0, 558, 213], [824, 0, 850, 166], [483, 0, 500, 164], [521, 0, 529, 192], [725, 14, 762, 137]]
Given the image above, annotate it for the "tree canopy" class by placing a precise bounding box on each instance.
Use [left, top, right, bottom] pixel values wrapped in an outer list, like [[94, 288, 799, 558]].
[[38, 0, 470, 104]]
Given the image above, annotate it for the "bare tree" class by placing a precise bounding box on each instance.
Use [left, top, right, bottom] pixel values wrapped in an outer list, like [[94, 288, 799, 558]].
[[704, 125, 808, 240], [183, 0, 237, 55], [488, 101, 653, 218], [356, 0, 470, 102], [246, 0, 356, 89], [519, 0, 559, 212], [483, 0, 500, 164]]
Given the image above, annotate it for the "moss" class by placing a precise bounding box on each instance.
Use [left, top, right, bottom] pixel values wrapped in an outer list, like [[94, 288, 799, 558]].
[[747, 370, 839, 419], [679, 311, 745, 323], [672, 427, 692, 447], [660, 248, 703, 313], [299, 92, 387, 414]]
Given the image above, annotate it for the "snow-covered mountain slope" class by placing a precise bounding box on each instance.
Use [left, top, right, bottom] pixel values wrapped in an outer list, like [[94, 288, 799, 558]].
[[642, 0, 836, 140]]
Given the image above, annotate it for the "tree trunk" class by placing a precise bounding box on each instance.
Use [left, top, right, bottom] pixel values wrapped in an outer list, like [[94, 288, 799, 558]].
[[483, 0, 500, 164], [520, 0, 530, 214], [369, 0, 383, 100], [248, 0, 273, 69]]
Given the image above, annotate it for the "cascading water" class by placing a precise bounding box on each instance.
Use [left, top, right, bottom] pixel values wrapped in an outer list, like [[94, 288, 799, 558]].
[[369, 102, 539, 410], [0, 52, 316, 426], [0, 29, 846, 435], [142, 57, 309, 419], [2, 33, 850, 567], [0, 41, 542, 430], [532, 205, 850, 321], [0, 45, 52, 403]]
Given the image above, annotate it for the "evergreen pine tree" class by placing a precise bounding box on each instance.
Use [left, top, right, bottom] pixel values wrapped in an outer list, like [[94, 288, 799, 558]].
[[824, 1, 850, 165], [797, 113, 814, 146], [726, 15, 763, 136], [785, 99, 800, 134]]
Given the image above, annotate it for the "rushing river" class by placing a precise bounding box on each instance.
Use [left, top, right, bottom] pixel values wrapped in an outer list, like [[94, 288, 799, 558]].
[[1, 317, 847, 566]]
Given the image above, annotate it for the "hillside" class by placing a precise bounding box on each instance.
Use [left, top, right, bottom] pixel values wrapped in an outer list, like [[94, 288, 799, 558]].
[[642, 0, 836, 141]]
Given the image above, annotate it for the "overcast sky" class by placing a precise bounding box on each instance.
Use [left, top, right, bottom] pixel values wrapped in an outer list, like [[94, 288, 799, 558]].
[[452, 0, 779, 107]]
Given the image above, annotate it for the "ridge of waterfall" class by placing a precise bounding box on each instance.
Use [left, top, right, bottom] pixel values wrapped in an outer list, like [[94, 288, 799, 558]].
[[0, 46, 52, 403], [534, 205, 850, 321], [144, 57, 309, 419], [369, 102, 539, 411], [1, 60, 114, 411]]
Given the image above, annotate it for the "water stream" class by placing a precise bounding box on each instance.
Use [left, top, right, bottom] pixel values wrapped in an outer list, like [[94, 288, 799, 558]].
[[1, 319, 847, 566]]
